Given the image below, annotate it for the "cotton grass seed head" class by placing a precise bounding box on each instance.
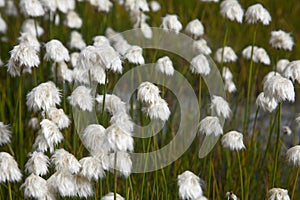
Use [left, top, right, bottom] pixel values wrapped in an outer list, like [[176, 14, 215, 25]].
[[198, 116, 223, 136], [75, 175, 94, 198], [106, 124, 134, 152], [222, 67, 233, 80], [286, 145, 300, 167], [47, 107, 70, 129], [0, 122, 11, 146], [21, 19, 44, 37], [283, 60, 300, 83], [48, 170, 77, 197], [110, 113, 134, 133], [149, 1, 160, 12], [177, 170, 204, 200], [96, 94, 126, 116], [65, 10, 82, 29], [276, 59, 290, 74], [193, 39, 212, 55], [82, 124, 109, 154], [190, 54, 211, 76], [268, 188, 290, 200], [185, 19, 204, 38], [79, 155, 109, 181], [263, 74, 295, 103], [245, 3, 271, 25], [69, 31, 86, 50], [215, 46, 237, 63], [211, 95, 231, 119], [270, 30, 294, 51], [156, 56, 174, 76], [40, 119, 64, 152], [226, 191, 238, 200], [20, 0, 45, 17], [0, 152, 22, 183], [220, 0, 244, 23], [221, 130, 245, 151], [44, 39, 70, 63], [109, 151, 132, 177], [68, 86, 94, 112], [21, 174, 48, 199], [142, 97, 171, 122], [282, 126, 292, 136], [26, 81, 61, 112], [51, 148, 81, 174], [25, 151, 49, 176], [162, 14, 182, 34], [224, 79, 237, 93], [124, 45, 145, 65], [137, 82, 160, 104], [256, 92, 278, 113]]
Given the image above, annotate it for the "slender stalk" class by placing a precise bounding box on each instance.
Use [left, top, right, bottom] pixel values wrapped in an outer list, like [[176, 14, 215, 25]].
[[250, 107, 260, 146], [129, 176, 134, 200], [221, 25, 229, 71], [244, 26, 258, 133], [272, 103, 282, 187], [207, 154, 212, 199], [198, 76, 202, 115], [262, 112, 277, 165], [18, 74, 24, 168], [101, 75, 108, 123], [8, 182, 12, 200], [237, 151, 244, 200], [114, 152, 117, 200], [291, 167, 299, 200]]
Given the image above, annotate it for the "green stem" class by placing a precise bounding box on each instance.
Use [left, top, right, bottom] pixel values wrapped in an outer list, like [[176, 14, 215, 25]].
[[129, 176, 134, 200], [207, 154, 212, 199], [101, 75, 108, 123], [250, 107, 260, 146], [272, 103, 282, 187], [291, 167, 299, 200], [198, 76, 202, 116], [262, 112, 277, 165], [237, 151, 244, 200], [244, 26, 258, 133], [8, 182, 12, 200], [114, 152, 117, 200], [221, 25, 229, 70], [18, 75, 24, 168]]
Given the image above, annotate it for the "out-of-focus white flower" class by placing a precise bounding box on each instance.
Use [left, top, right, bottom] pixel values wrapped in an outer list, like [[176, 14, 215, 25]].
[[137, 82, 160, 104], [44, 39, 70, 62], [47, 107, 70, 129], [0, 152, 22, 183], [222, 67, 233, 80], [149, 1, 160, 12], [262, 71, 282, 85], [101, 192, 125, 200], [286, 145, 300, 167], [93, 36, 110, 47], [270, 30, 294, 51], [33, 133, 49, 153], [185, 19, 204, 38], [52, 149, 81, 174], [79, 155, 108, 181], [21, 19, 44, 37], [40, 119, 64, 152], [53, 61, 73, 83], [89, 0, 113, 12], [106, 124, 133, 152], [21, 174, 49, 199], [201, 0, 219, 2], [222, 130, 245, 150], [220, 0, 244, 23], [7, 43, 40, 77], [162, 14, 182, 34], [6, 1, 18, 16], [65, 10, 82, 29], [69, 31, 86, 50], [28, 117, 39, 130], [198, 116, 223, 136], [70, 52, 79, 68], [211, 95, 231, 119], [215, 46, 237, 63], [68, 86, 94, 112], [140, 22, 153, 39], [255, 47, 271, 65], [109, 151, 132, 177], [0, 0, 4, 7], [276, 59, 290, 74], [25, 151, 49, 176], [18, 32, 40, 52], [245, 3, 271, 25], [177, 170, 203, 200], [124, 45, 145, 64], [40, 0, 57, 12], [125, 0, 149, 12], [156, 56, 174, 76], [226, 192, 238, 200], [225, 79, 237, 93], [26, 81, 61, 112], [190, 54, 210, 76], [193, 39, 212, 55], [0, 14, 7, 33], [268, 188, 290, 200], [143, 98, 171, 122], [263, 74, 295, 103], [82, 124, 109, 154], [256, 92, 278, 113], [96, 94, 126, 115], [282, 126, 292, 136], [283, 60, 300, 83], [20, 0, 45, 17], [0, 122, 11, 146], [56, 0, 75, 13]]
